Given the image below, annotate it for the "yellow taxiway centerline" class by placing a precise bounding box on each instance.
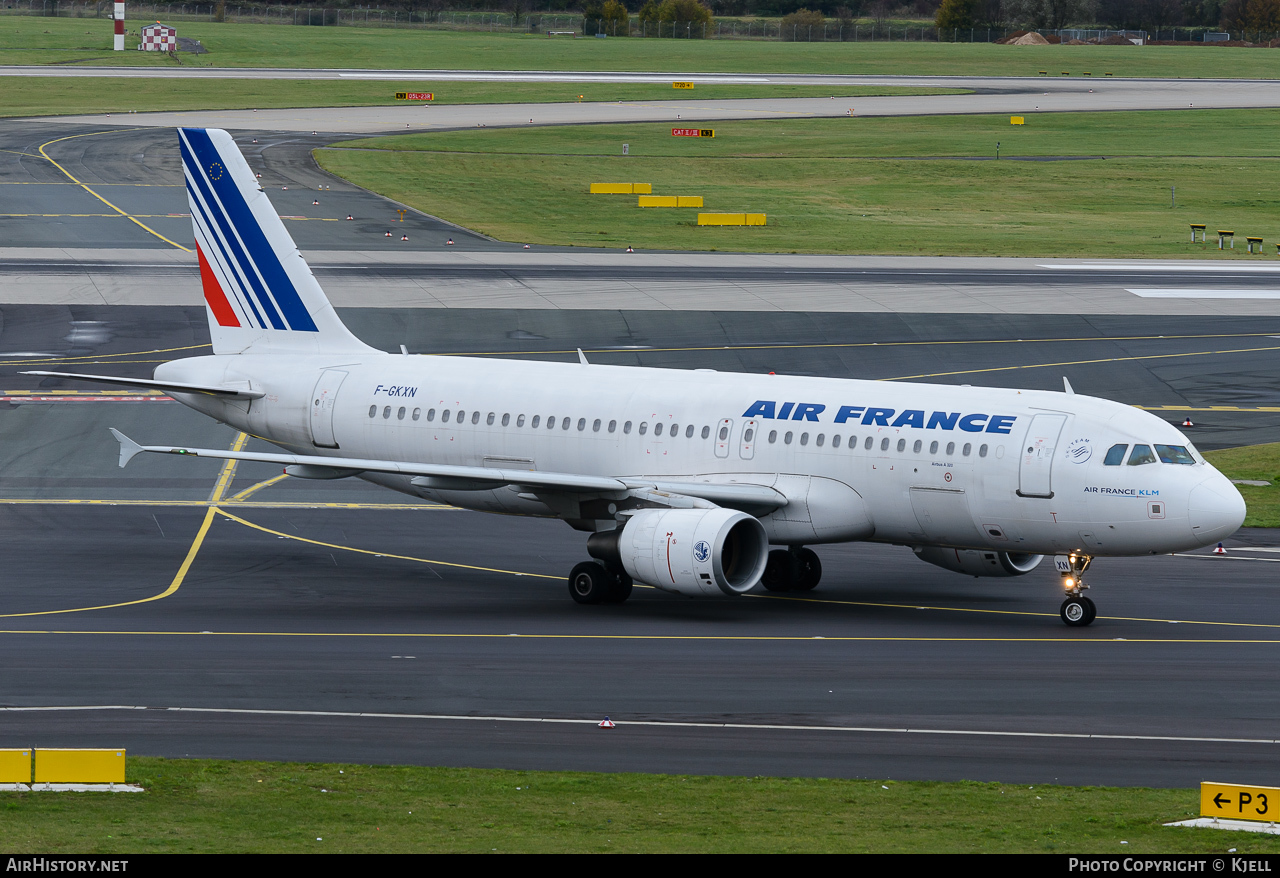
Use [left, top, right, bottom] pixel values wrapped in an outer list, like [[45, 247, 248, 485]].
[[37, 129, 192, 253]]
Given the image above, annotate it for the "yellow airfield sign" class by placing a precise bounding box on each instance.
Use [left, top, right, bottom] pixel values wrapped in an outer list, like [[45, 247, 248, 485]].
[[1201, 782, 1280, 822], [673, 82, 694, 89]]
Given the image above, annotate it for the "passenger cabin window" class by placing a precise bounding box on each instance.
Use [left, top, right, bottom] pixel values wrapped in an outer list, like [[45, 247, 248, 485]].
[[412, 408, 421, 421], [743, 427, 754, 443], [768, 430, 778, 444], [946, 442, 955, 455], [1127, 444, 1157, 466], [913, 439, 922, 454], [487, 412, 495, 426], [397, 407, 406, 420], [442, 410, 451, 423], [1156, 444, 1196, 465], [501, 413, 510, 426], [531, 415, 541, 428], [472, 411, 481, 425], [978, 444, 988, 458], [383, 406, 391, 419], [608, 420, 617, 433], [562, 417, 570, 430], [832, 435, 842, 448], [368, 405, 376, 418], [655, 423, 665, 437], [880, 438, 889, 451], [930, 440, 939, 454], [624, 421, 632, 434], [1103, 444, 1128, 466], [865, 436, 874, 450], [639, 422, 648, 435], [427, 409, 436, 422], [962, 443, 971, 457], [578, 418, 586, 432], [670, 422, 679, 436], [686, 425, 695, 438], [896, 438, 905, 452], [516, 414, 525, 427], [593, 419, 601, 432], [815, 434, 824, 447], [784, 432, 793, 445], [701, 426, 710, 439], [457, 410, 465, 423]]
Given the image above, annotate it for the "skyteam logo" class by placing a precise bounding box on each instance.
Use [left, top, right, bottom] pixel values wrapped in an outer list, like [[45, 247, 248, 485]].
[[693, 540, 711, 563], [1066, 438, 1093, 464]]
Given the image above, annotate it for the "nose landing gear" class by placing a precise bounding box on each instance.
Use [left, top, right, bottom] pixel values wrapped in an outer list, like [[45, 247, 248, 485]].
[[1057, 552, 1096, 626]]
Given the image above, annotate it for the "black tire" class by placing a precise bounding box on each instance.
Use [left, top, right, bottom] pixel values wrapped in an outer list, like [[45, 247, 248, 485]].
[[762, 549, 795, 592], [1060, 596, 1093, 627], [605, 570, 633, 604], [568, 561, 613, 605], [1081, 595, 1097, 625], [794, 547, 822, 592]]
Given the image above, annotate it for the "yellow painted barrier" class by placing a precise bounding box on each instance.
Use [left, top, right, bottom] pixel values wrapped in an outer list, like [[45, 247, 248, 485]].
[[698, 213, 766, 226], [639, 195, 678, 207], [633, 183, 652, 194], [677, 196, 703, 207], [1010, 116, 1025, 125], [34, 749, 125, 784], [0, 749, 31, 783], [590, 183, 634, 194]]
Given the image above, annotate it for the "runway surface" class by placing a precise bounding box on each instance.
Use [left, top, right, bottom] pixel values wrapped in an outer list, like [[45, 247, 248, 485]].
[[37, 72, 1280, 133], [2, 304, 1279, 786]]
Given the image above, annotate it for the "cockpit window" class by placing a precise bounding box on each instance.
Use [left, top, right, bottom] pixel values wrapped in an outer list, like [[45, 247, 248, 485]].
[[1127, 444, 1157, 466], [1103, 444, 1128, 466], [1155, 444, 1196, 465]]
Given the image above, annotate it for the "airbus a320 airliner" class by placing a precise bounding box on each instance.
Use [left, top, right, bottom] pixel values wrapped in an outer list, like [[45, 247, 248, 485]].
[[29, 129, 1246, 626]]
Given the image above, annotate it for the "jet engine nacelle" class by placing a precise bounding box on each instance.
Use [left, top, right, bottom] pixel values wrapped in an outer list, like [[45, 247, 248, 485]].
[[592, 508, 769, 597], [914, 546, 1044, 577]]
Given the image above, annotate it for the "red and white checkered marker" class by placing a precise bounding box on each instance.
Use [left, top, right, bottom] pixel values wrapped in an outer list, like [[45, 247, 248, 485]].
[[1214, 543, 1227, 555], [598, 717, 615, 729]]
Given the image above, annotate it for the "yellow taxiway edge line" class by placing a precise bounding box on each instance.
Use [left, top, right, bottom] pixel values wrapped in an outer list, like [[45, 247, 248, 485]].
[[888, 344, 1280, 382], [216, 508, 561, 580], [37, 130, 192, 253], [0, 506, 216, 619], [455, 331, 1280, 359], [224, 474, 288, 504], [207, 433, 249, 504]]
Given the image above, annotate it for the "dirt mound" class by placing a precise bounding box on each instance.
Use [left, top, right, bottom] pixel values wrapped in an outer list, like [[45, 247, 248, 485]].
[[1009, 31, 1050, 45], [995, 29, 1028, 44], [1066, 38, 1087, 45]]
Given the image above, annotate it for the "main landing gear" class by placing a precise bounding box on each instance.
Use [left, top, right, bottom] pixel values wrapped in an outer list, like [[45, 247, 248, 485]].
[[1058, 552, 1096, 627], [567, 561, 633, 605], [761, 547, 822, 593]]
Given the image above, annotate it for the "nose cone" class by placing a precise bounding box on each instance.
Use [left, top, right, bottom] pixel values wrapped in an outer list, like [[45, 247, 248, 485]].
[[1189, 475, 1247, 546]]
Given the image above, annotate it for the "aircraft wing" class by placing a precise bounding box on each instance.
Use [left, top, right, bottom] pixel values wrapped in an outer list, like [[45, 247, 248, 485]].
[[108, 429, 787, 510], [23, 371, 264, 400]]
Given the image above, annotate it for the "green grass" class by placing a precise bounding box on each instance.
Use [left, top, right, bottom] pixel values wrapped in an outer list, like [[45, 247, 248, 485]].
[[2, 756, 1270, 853], [4, 17, 1280, 78], [1204, 443, 1280, 528], [0, 77, 963, 118], [316, 109, 1280, 257]]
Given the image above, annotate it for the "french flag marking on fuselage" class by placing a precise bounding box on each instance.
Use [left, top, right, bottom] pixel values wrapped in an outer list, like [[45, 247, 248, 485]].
[[179, 127, 318, 333]]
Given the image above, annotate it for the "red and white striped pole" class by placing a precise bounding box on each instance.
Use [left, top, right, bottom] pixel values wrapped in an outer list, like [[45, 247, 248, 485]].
[[113, 2, 125, 51]]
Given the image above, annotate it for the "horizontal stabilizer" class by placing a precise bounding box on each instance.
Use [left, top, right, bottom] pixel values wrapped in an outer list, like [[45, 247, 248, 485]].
[[22, 371, 264, 400], [106, 432, 788, 511]]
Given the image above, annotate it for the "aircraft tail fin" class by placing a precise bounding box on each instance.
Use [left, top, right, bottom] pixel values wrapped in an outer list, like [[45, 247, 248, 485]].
[[179, 127, 373, 356]]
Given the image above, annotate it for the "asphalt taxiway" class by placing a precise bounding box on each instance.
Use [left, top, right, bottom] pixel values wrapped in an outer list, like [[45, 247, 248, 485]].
[[3, 89, 1280, 786]]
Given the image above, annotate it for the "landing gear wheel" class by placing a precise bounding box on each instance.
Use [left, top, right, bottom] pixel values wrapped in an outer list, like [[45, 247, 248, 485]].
[[1060, 596, 1095, 627], [568, 561, 614, 605], [762, 550, 796, 592], [794, 547, 822, 592]]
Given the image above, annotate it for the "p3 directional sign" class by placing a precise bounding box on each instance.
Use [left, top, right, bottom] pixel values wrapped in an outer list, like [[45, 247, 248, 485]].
[[1201, 782, 1280, 822]]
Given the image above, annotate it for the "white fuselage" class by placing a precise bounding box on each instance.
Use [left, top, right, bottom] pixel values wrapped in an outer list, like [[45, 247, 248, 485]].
[[157, 352, 1245, 557]]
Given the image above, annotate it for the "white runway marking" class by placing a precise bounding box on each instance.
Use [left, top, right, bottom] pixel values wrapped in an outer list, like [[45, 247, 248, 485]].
[[3, 704, 1277, 746], [1044, 263, 1280, 273], [1127, 289, 1280, 299]]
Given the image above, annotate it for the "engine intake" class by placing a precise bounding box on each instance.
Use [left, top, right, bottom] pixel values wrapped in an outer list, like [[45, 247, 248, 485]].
[[589, 508, 768, 597], [914, 547, 1044, 578]]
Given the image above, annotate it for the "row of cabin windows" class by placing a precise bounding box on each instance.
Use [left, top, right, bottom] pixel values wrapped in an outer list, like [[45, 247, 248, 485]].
[[366, 405, 715, 439], [1102, 443, 1195, 466], [766, 428, 989, 458], [365, 405, 988, 458]]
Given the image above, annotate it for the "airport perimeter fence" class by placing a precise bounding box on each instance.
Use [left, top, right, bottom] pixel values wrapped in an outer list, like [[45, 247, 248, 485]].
[[0, 2, 1265, 44]]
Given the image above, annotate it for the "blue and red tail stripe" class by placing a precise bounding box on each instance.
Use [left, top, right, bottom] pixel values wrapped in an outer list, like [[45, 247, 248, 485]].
[[179, 128, 318, 333]]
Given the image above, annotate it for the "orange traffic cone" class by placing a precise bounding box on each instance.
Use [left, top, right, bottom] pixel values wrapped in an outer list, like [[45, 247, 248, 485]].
[[523, 244, 531, 249]]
